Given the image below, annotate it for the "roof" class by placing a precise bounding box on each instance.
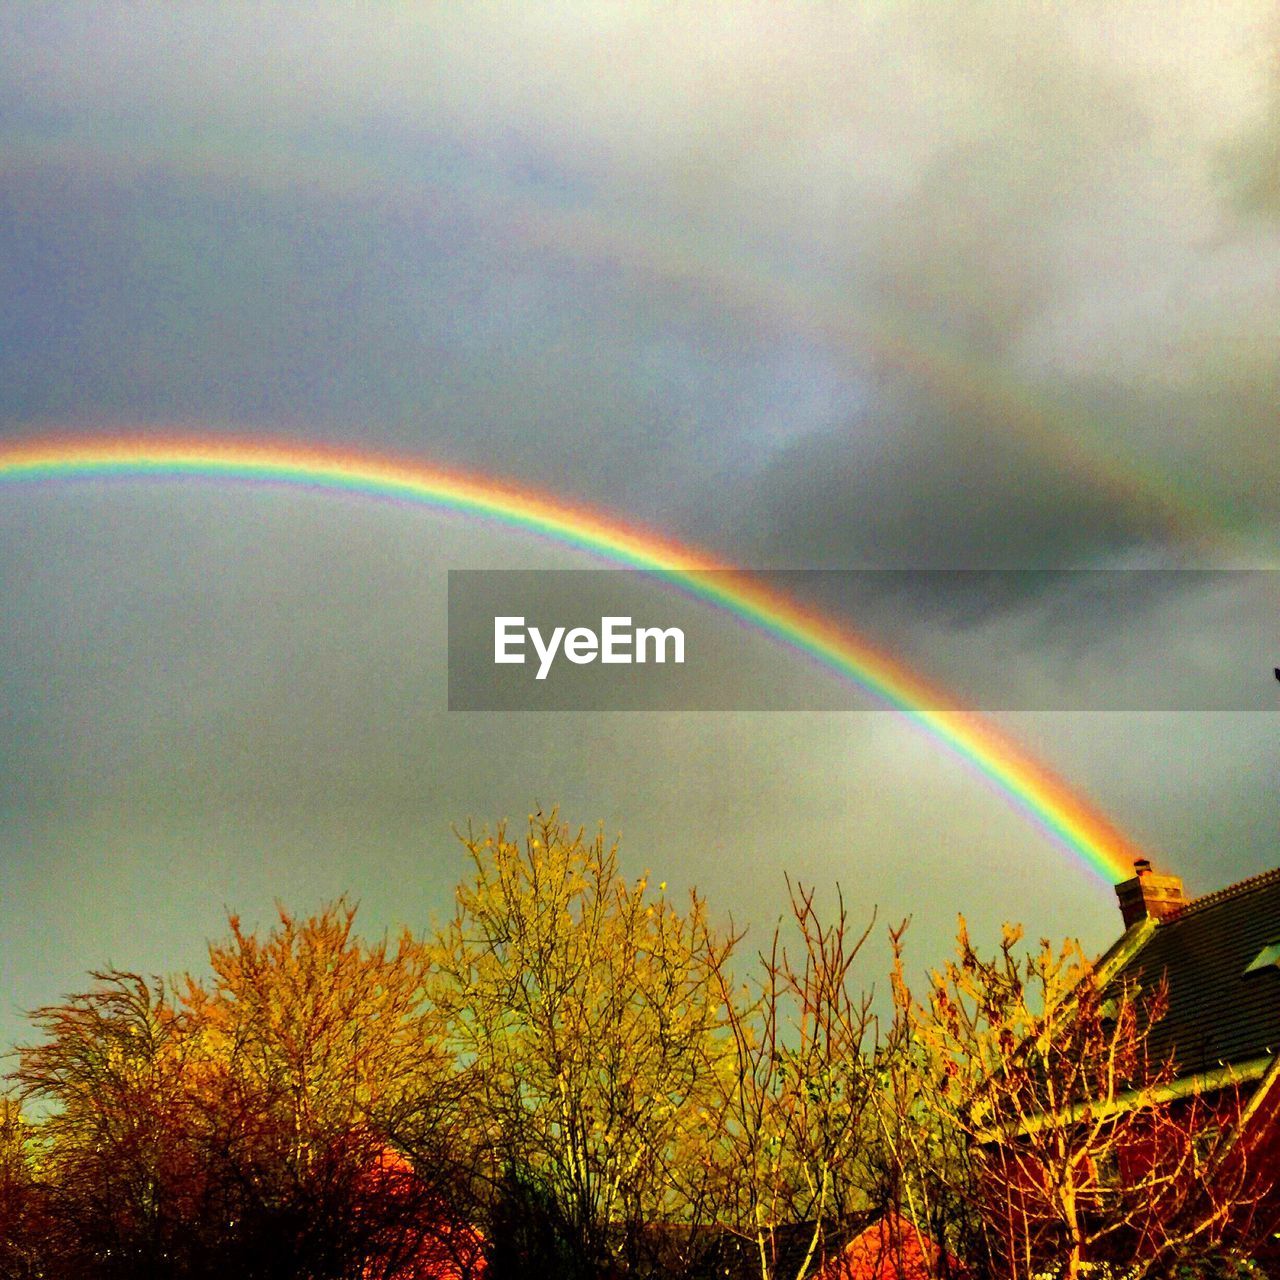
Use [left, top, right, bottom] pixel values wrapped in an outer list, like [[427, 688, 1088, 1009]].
[[814, 1211, 960, 1280], [1108, 867, 1280, 1077], [639, 1216, 946, 1280]]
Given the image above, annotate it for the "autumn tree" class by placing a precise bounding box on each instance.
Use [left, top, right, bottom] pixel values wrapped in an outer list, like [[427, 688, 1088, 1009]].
[[708, 881, 887, 1280], [0, 1096, 47, 1280], [429, 811, 737, 1278], [182, 899, 474, 1280], [860, 923, 977, 1280], [11, 971, 212, 1279], [10, 906, 476, 1280], [896, 920, 1272, 1280]]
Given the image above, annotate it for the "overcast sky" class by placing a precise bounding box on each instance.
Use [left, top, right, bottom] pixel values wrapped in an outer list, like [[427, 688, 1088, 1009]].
[[1, 2, 1278, 1053]]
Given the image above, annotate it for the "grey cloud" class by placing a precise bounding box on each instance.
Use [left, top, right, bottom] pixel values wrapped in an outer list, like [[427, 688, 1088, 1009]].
[[1, 1, 1277, 1059], [698, 389, 1172, 571]]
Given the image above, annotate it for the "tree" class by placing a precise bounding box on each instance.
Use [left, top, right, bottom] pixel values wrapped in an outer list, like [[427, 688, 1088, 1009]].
[[896, 919, 1272, 1280], [863, 922, 977, 1279], [11, 906, 475, 1280], [429, 811, 736, 1278], [12, 971, 211, 1279], [709, 881, 884, 1280], [0, 1096, 47, 1280], [183, 899, 473, 1279]]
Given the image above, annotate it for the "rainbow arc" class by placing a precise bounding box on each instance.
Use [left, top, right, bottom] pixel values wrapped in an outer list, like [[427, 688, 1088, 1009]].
[[0, 434, 1145, 884]]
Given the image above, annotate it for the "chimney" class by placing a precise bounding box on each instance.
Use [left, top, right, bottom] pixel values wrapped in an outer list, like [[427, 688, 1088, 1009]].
[[1115, 858, 1186, 928]]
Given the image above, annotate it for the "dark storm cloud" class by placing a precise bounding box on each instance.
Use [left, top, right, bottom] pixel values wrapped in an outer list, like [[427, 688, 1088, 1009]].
[[2, 2, 1275, 547], [1, 2, 1278, 1055], [699, 390, 1174, 571]]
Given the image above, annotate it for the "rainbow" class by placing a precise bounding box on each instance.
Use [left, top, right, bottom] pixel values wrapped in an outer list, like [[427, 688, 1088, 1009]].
[[2, 123, 1261, 549], [0, 434, 1144, 884]]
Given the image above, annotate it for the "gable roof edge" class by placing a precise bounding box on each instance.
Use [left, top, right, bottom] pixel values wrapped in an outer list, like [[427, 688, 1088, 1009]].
[[978, 1054, 1276, 1142], [1093, 916, 1159, 985]]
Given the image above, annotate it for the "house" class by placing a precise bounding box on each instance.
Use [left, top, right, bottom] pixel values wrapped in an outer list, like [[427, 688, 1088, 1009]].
[[1084, 860, 1280, 1267], [1107, 860, 1280, 1084]]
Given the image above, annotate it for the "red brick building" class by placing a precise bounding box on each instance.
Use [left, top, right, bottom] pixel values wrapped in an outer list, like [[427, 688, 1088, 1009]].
[[1076, 861, 1280, 1269]]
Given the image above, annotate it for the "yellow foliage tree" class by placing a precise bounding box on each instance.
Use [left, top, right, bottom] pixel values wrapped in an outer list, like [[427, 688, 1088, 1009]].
[[182, 900, 468, 1278], [429, 810, 737, 1277], [710, 882, 883, 1280]]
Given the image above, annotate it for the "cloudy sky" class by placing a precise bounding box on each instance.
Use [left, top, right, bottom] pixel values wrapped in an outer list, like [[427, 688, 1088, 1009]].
[[1, 2, 1278, 1052]]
